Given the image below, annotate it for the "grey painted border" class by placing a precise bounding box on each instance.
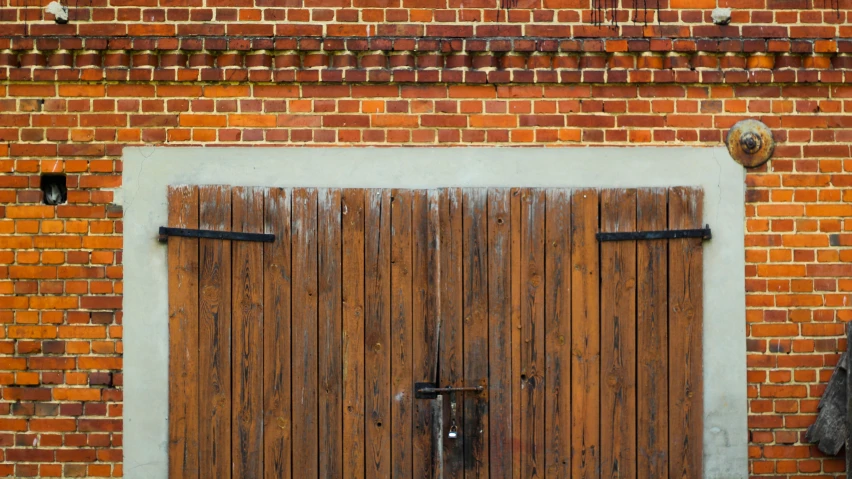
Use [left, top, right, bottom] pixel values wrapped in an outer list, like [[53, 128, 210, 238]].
[[122, 147, 746, 478]]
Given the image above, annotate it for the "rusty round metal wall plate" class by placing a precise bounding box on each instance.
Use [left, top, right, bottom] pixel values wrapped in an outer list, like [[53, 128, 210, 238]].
[[726, 119, 775, 168]]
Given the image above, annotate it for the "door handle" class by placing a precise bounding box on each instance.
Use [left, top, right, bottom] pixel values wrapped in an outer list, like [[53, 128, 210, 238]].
[[414, 382, 485, 399]]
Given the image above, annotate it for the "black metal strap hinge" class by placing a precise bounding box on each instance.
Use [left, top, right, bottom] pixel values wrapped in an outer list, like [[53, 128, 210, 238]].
[[596, 225, 711, 242], [158, 226, 274, 243]]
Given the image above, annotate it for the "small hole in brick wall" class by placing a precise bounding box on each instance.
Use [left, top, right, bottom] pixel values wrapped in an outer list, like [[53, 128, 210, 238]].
[[41, 174, 67, 205]]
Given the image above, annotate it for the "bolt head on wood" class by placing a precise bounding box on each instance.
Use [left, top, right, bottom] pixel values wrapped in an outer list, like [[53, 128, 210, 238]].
[[726, 119, 775, 168]]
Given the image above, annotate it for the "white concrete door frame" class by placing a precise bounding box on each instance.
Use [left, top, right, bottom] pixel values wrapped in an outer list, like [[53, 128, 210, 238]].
[[121, 147, 746, 479]]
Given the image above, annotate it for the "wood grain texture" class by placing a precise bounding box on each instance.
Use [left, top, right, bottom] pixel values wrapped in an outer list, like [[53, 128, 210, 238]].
[[365, 189, 392, 479], [462, 188, 489, 479], [318, 189, 343, 479], [544, 189, 571, 478], [600, 189, 637, 479], [292, 188, 319, 479], [343, 188, 367, 479], [440, 188, 464, 479], [231, 186, 264, 479], [199, 185, 232, 479], [391, 189, 414, 479], [636, 188, 669, 479], [487, 189, 513, 479], [519, 189, 546, 479], [412, 190, 440, 479], [668, 187, 704, 479], [570, 188, 600, 479], [510, 188, 522, 479], [167, 185, 200, 479], [263, 187, 292, 479]]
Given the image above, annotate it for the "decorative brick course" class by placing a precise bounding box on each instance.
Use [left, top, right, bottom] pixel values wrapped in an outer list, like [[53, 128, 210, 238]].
[[1, 36, 852, 86]]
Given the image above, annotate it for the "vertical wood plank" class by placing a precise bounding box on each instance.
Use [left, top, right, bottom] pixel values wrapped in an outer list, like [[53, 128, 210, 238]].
[[519, 189, 546, 479], [263, 188, 291, 479], [391, 189, 414, 479], [440, 188, 464, 479], [636, 188, 669, 479], [292, 188, 319, 479], [510, 188, 522, 479], [462, 188, 489, 478], [199, 186, 231, 479], [600, 189, 637, 479], [668, 187, 704, 479], [412, 190, 440, 479], [343, 188, 367, 479], [365, 189, 392, 479], [544, 189, 571, 478], [232, 186, 264, 479], [487, 189, 513, 479], [318, 189, 343, 479], [168, 185, 200, 479], [570, 188, 600, 479]]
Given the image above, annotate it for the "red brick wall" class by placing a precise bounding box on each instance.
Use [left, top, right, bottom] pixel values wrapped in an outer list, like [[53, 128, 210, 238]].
[[2, 25, 852, 478], [3, 0, 850, 38]]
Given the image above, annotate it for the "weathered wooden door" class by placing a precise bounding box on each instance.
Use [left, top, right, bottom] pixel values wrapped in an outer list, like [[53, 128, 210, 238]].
[[166, 186, 704, 479]]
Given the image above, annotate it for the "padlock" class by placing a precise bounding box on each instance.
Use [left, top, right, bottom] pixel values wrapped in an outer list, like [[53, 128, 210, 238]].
[[447, 424, 458, 439]]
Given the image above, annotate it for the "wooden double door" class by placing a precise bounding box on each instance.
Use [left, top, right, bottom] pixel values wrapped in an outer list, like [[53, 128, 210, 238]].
[[167, 186, 704, 479]]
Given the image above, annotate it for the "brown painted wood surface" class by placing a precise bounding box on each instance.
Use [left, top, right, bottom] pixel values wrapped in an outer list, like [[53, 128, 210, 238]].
[[231, 187, 264, 479], [570, 188, 600, 479], [168, 185, 707, 479], [509, 188, 522, 479], [365, 189, 392, 478], [668, 187, 704, 479], [519, 189, 546, 478], [292, 188, 319, 479], [544, 189, 571, 478], [318, 189, 343, 479], [440, 188, 464, 479], [199, 185, 232, 479], [412, 190, 440, 479], [343, 188, 367, 479], [263, 188, 292, 479], [462, 189, 489, 479], [487, 189, 513, 479], [600, 189, 637, 479], [391, 189, 414, 479], [636, 188, 669, 479], [167, 185, 200, 479]]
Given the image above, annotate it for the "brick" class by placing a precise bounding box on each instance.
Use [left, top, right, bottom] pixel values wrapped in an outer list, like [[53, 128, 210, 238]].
[[58, 326, 107, 339], [58, 84, 106, 98], [29, 419, 76, 432], [78, 419, 121, 432], [53, 388, 102, 401], [228, 114, 276, 127], [5, 449, 55, 462], [179, 114, 227, 127], [7, 326, 57, 339]]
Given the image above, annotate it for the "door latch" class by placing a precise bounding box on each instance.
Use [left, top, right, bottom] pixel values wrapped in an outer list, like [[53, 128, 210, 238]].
[[414, 382, 485, 399]]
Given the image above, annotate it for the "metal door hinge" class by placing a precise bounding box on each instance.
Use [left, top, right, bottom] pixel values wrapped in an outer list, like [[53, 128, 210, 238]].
[[596, 225, 711, 242], [158, 226, 275, 243]]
